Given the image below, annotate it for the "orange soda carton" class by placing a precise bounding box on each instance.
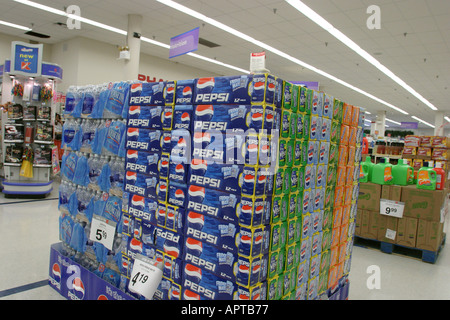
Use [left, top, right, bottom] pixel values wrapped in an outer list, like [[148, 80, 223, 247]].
[[342, 103, 352, 125]]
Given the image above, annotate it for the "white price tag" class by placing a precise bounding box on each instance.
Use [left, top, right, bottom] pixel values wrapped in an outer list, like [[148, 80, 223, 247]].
[[385, 229, 396, 240], [380, 199, 404, 218], [89, 214, 117, 251], [128, 254, 163, 300]]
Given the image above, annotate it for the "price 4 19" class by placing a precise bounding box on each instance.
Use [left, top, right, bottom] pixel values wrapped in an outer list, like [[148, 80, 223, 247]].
[[131, 272, 149, 286]]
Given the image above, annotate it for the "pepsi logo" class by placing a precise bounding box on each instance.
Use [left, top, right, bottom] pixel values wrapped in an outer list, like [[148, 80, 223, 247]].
[[126, 150, 139, 159], [187, 211, 205, 227], [183, 289, 200, 300], [130, 83, 143, 93], [252, 112, 263, 122], [181, 112, 190, 122], [175, 189, 185, 199], [127, 128, 140, 137], [240, 234, 252, 245], [195, 105, 214, 117], [130, 238, 143, 253], [164, 111, 173, 119], [126, 171, 137, 181], [71, 277, 85, 300], [188, 185, 206, 199], [175, 164, 185, 174], [51, 263, 61, 283], [131, 195, 145, 207], [165, 86, 175, 95], [184, 264, 202, 282], [196, 78, 215, 89], [183, 86, 193, 96], [191, 159, 207, 171], [177, 138, 187, 148], [97, 294, 108, 300], [128, 105, 141, 115], [164, 243, 180, 258], [244, 174, 255, 184], [238, 263, 250, 275], [160, 160, 169, 169], [171, 288, 181, 300], [193, 132, 211, 144], [186, 237, 203, 254], [253, 81, 265, 91], [267, 82, 276, 92]]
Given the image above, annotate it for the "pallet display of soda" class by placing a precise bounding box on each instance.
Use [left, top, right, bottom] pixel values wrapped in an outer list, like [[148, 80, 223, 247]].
[[49, 73, 365, 300]]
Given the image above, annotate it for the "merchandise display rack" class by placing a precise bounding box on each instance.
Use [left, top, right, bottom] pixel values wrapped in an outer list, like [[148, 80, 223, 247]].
[[0, 55, 62, 198], [49, 73, 365, 300]]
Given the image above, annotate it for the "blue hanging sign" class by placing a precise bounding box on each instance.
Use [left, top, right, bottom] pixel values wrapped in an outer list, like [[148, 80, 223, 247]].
[[10, 41, 43, 77]]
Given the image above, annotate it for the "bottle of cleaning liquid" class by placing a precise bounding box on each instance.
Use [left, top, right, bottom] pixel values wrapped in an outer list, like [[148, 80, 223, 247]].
[[360, 156, 375, 183], [433, 162, 445, 190], [417, 162, 437, 190], [371, 157, 394, 185], [392, 159, 414, 186]]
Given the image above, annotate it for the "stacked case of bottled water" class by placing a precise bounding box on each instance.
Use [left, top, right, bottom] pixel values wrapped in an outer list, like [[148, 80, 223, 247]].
[[58, 81, 130, 289]]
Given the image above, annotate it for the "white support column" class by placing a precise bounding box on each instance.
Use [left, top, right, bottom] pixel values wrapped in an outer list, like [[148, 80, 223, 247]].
[[124, 14, 142, 81], [434, 111, 444, 136], [375, 110, 386, 138]]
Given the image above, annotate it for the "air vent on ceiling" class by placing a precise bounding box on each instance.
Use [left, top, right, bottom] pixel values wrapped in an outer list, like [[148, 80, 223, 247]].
[[199, 37, 220, 48], [25, 30, 50, 39]]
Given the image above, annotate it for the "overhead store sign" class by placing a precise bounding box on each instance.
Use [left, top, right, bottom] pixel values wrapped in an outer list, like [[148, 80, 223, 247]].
[[10, 41, 43, 77], [169, 27, 199, 59], [291, 81, 320, 91], [401, 122, 419, 129]]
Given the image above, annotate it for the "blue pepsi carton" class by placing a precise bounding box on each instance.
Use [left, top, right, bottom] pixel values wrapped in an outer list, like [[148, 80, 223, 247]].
[[175, 79, 195, 105], [169, 129, 191, 159], [184, 210, 268, 257], [307, 140, 319, 165], [158, 153, 170, 179], [165, 204, 186, 234], [156, 178, 168, 203], [129, 82, 166, 106], [322, 94, 334, 119], [163, 81, 176, 106], [301, 214, 312, 240], [125, 128, 162, 153], [239, 195, 269, 227], [251, 73, 277, 105], [188, 158, 243, 195], [301, 188, 313, 215], [124, 171, 158, 200], [311, 231, 323, 256], [237, 282, 266, 300], [194, 75, 252, 105], [181, 288, 210, 300], [182, 263, 238, 300], [128, 194, 158, 225], [241, 166, 272, 196], [318, 141, 330, 165], [167, 181, 188, 208], [315, 165, 326, 188], [168, 155, 189, 183], [125, 149, 160, 176], [127, 105, 163, 129], [162, 106, 174, 130], [312, 188, 325, 212], [183, 236, 237, 282], [310, 90, 323, 116], [186, 185, 241, 223], [192, 104, 250, 132], [172, 105, 193, 130], [304, 165, 316, 190], [141, 222, 184, 259], [191, 130, 246, 165]]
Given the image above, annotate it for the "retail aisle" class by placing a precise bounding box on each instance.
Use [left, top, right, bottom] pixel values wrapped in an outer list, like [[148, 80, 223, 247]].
[[0, 181, 449, 300]]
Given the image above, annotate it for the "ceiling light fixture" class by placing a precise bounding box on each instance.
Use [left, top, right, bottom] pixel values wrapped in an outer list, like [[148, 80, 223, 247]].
[[445, 116, 450, 123], [285, 0, 437, 112], [386, 118, 401, 126], [156, 0, 409, 115], [13, 0, 247, 74], [411, 116, 435, 128], [0, 19, 32, 31]]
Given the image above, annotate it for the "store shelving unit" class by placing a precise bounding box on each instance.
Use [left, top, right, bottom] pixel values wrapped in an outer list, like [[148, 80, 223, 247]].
[[0, 58, 62, 198]]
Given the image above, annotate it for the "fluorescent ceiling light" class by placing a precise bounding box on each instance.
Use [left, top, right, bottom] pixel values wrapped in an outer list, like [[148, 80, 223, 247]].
[[386, 118, 401, 126], [285, 0, 437, 112], [156, 0, 408, 115], [13, 0, 246, 74], [411, 116, 435, 128], [0, 19, 31, 31], [445, 116, 450, 123]]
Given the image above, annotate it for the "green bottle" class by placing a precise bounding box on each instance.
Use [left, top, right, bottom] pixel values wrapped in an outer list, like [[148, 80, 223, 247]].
[[416, 162, 437, 190], [392, 159, 414, 186], [360, 156, 375, 183], [371, 158, 394, 185]]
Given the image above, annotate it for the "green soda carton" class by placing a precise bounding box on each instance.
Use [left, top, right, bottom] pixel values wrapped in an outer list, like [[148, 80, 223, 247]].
[[288, 193, 298, 220], [281, 109, 291, 138], [291, 84, 299, 113], [296, 112, 305, 140], [271, 195, 282, 224], [278, 138, 288, 167], [332, 99, 343, 122], [290, 112, 298, 139], [280, 194, 289, 222], [283, 167, 292, 194], [286, 139, 295, 167], [298, 86, 307, 113], [283, 81, 293, 110], [305, 88, 313, 114], [330, 120, 341, 143]]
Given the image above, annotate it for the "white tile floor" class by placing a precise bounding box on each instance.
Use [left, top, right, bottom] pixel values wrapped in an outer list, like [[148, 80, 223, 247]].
[[0, 181, 449, 300]]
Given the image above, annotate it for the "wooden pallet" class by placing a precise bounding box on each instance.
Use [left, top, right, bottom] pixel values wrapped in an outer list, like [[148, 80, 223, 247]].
[[354, 234, 446, 264]]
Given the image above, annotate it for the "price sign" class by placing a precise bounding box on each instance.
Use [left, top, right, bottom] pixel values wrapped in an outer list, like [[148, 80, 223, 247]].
[[128, 254, 163, 300], [250, 51, 266, 72], [380, 199, 404, 218], [89, 215, 116, 250]]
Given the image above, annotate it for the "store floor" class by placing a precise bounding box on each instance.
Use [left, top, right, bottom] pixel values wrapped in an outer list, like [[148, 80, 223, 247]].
[[0, 181, 449, 300]]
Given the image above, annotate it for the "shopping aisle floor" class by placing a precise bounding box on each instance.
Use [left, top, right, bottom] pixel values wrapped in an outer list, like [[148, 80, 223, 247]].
[[0, 181, 449, 300]]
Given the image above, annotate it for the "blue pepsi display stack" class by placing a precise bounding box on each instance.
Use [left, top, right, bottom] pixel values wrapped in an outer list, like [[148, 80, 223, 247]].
[[58, 81, 130, 288]]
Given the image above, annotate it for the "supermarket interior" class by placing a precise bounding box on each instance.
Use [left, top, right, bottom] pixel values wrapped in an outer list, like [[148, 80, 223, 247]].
[[0, 0, 450, 303]]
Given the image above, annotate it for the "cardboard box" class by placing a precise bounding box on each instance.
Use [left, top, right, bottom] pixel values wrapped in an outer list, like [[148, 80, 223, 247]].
[[401, 186, 447, 222], [358, 183, 382, 211], [381, 185, 402, 201], [377, 214, 398, 244], [420, 136, 433, 148], [396, 217, 418, 248], [416, 219, 444, 251], [359, 210, 379, 240], [432, 136, 450, 149], [402, 146, 417, 158], [432, 148, 450, 161], [404, 135, 421, 147], [416, 147, 432, 160]]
